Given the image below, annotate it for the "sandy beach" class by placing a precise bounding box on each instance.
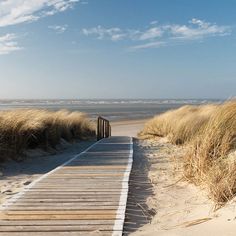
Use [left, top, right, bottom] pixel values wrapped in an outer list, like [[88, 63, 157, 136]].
[[1, 0, 235, 234], [111, 119, 148, 137], [127, 137, 236, 236], [1, 118, 236, 236], [112, 118, 236, 236]]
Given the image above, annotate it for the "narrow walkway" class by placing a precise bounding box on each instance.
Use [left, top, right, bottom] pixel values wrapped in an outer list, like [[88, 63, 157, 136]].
[[0, 136, 133, 236]]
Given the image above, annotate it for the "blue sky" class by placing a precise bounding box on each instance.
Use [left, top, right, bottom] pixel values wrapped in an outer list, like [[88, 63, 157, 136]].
[[0, 0, 235, 99]]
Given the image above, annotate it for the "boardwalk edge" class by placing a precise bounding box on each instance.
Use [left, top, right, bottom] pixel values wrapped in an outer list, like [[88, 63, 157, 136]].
[[112, 136, 133, 235], [0, 140, 101, 211]]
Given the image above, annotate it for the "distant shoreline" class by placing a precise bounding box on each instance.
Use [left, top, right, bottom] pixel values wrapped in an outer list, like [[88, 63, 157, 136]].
[[111, 117, 150, 125], [0, 99, 222, 123]]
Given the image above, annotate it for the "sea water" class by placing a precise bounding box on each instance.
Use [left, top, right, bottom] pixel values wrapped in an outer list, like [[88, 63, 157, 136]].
[[0, 99, 222, 121]]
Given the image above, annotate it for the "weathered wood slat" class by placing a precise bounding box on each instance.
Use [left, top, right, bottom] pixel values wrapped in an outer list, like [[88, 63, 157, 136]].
[[12, 199, 120, 203], [6, 202, 122, 207], [31, 185, 124, 188], [4, 210, 117, 215], [21, 195, 122, 198], [26, 188, 124, 190], [7, 206, 120, 211], [0, 219, 122, 225], [62, 165, 127, 169], [0, 136, 133, 236], [0, 232, 116, 236], [51, 173, 125, 175], [27, 189, 124, 192], [0, 225, 117, 232], [0, 214, 119, 220], [24, 192, 122, 195]]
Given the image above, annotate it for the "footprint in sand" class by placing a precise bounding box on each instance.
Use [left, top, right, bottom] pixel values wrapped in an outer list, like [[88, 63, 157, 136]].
[[2, 189, 19, 195], [23, 181, 31, 185], [2, 190, 13, 195]]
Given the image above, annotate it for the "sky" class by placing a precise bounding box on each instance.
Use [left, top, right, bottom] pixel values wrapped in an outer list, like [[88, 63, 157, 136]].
[[0, 0, 236, 99]]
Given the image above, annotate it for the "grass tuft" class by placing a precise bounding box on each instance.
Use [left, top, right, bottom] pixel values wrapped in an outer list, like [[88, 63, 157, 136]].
[[139, 100, 236, 205], [0, 109, 95, 161]]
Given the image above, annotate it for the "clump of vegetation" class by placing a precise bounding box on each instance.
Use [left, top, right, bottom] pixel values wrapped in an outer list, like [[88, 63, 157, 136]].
[[140, 100, 236, 205], [139, 104, 217, 144], [0, 109, 95, 161]]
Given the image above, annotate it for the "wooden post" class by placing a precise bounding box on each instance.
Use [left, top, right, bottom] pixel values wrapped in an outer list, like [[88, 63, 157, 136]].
[[105, 122, 108, 138], [109, 124, 111, 137], [97, 116, 111, 140], [106, 122, 110, 137], [97, 117, 101, 141]]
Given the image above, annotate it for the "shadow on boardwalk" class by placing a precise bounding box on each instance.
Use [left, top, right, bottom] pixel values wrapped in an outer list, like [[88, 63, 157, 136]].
[[123, 138, 154, 235]]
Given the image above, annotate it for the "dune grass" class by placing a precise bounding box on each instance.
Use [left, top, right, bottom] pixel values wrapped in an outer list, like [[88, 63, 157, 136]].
[[0, 109, 95, 161], [139, 100, 236, 205]]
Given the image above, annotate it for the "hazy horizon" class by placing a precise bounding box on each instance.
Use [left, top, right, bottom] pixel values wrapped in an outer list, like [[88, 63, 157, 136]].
[[0, 0, 235, 99], [0, 97, 226, 100]]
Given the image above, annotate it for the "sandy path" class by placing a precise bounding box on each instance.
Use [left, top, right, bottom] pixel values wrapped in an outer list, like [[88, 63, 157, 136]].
[[111, 119, 148, 137]]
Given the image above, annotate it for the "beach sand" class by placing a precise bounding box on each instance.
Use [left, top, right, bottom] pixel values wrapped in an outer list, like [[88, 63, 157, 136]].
[[111, 119, 148, 137], [128, 138, 236, 236], [1, 118, 236, 236]]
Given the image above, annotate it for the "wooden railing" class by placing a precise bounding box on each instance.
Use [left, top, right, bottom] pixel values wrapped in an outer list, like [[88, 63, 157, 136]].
[[97, 116, 111, 141]]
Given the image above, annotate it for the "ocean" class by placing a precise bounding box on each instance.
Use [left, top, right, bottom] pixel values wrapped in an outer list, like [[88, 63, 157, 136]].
[[0, 99, 221, 121]]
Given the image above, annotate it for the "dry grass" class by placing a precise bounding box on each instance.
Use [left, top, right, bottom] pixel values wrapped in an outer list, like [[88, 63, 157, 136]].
[[139, 100, 236, 205], [139, 104, 217, 144], [0, 109, 95, 161]]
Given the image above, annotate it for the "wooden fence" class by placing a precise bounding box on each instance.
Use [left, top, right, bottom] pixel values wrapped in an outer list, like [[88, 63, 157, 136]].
[[97, 116, 111, 141]]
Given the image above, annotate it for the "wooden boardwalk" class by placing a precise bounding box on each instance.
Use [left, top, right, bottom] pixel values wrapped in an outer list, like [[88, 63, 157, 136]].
[[0, 136, 133, 236]]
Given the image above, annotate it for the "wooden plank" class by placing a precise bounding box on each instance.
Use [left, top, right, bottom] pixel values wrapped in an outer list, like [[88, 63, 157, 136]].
[[27, 189, 124, 192], [24, 192, 122, 195], [20, 197, 122, 201], [27, 185, 125, 189], [0, 219, 122, 225], [37, 180, 126, 183], [5, 202, 122, 207], [0, 232, 115, 236], [29, 186, 124, 189], [22, 194, 123, 197], [12, 199, 120, 203], [34, 181, 124, 184], [0, 136, 133, 236], [7, 206, 119, 211], [0, 225, 117, 232], [62, 165, 127, 169], [3, 210, 117, 215], [23, 187, 127, 191], [0, 214, 119, 220], [52, 171, 127, 174], [6, 205, 121, 209], [50, 171, 127, 174], [49, 173, 125, 176]]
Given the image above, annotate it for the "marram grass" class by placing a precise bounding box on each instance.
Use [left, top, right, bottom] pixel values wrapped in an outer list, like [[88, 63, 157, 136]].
[[140, 100, 236, 205], [0, 109, 95, 161]]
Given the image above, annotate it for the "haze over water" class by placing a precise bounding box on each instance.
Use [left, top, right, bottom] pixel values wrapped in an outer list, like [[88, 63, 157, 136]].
[[0, 99, 222, 121]]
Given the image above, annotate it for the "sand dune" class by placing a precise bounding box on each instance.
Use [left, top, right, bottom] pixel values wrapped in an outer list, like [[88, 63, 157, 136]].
[[1, 118, 236, 235], [130, 138, 236, 236]]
